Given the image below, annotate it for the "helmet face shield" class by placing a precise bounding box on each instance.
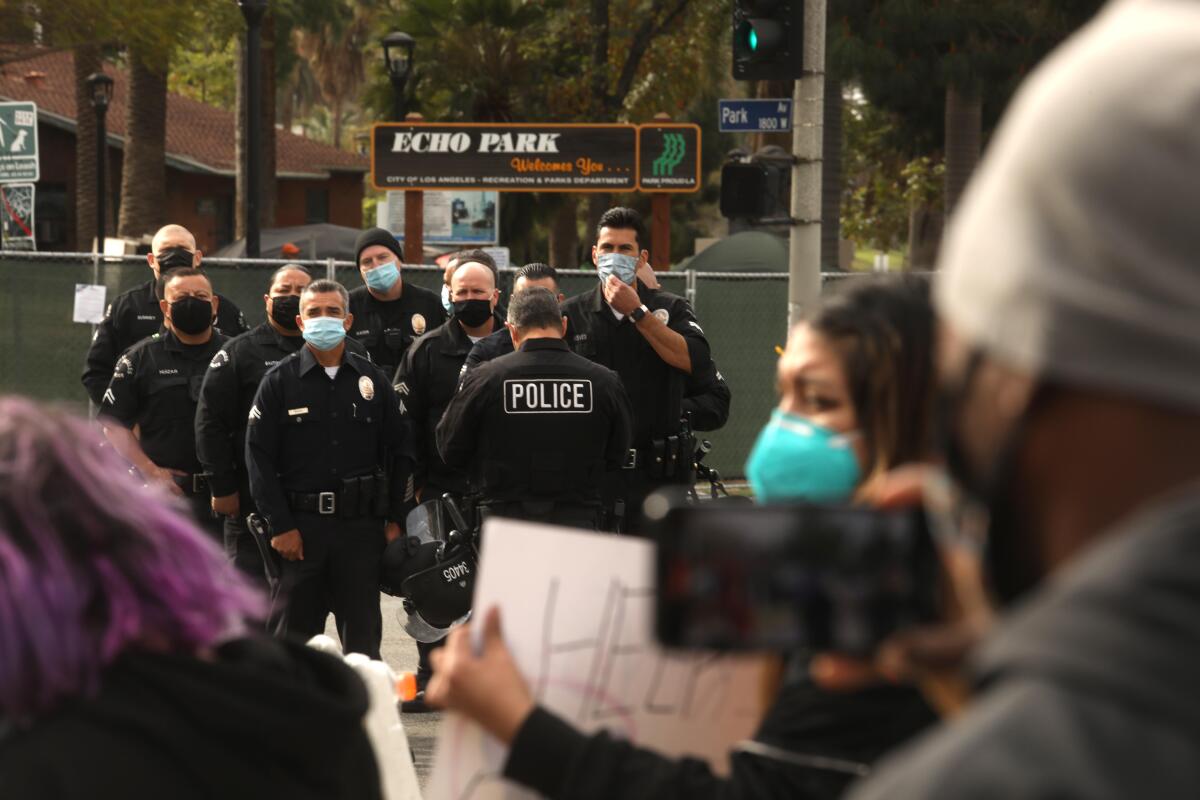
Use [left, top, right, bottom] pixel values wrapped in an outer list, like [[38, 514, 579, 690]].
[[405, 498, 451, 546], [400, 604, 471, 643]]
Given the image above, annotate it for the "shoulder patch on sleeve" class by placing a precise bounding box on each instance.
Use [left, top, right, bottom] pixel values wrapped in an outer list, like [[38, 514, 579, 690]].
[[653, 308, 670, 325], [102, 388, 116, 405], [394, 380, 409, 396], [248, 404, 262, 422], [209, 350, 230, 370], [112, 354, 133, 379]]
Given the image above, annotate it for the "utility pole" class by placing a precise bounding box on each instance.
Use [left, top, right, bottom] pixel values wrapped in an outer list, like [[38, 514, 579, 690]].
[[787, 0, 825, 329]]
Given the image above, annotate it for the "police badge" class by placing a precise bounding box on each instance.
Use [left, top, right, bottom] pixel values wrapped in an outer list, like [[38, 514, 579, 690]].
[[411, 313, 426, 335], [359, 375, 375, 400]]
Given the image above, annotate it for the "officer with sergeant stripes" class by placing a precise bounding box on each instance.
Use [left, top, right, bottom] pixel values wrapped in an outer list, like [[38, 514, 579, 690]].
[[437, 287, 633, 530], [99, 267, 229, 540], [245, 279, 412, 659]]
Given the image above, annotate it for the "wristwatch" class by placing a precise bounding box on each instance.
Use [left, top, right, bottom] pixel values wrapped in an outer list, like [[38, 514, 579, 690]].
[[630, 304, 650, 323]]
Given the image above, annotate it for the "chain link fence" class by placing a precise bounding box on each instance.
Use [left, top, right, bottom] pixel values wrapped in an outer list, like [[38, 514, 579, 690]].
[[0, 251, 878, 478]]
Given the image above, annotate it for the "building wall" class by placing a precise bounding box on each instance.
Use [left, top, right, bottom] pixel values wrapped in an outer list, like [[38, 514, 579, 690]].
[[275, 172, 364, 229], [31, 124, 364, 253]]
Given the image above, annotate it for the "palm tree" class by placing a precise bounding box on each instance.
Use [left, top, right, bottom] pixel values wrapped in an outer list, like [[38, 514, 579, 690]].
[[117, 43, 168, 239]]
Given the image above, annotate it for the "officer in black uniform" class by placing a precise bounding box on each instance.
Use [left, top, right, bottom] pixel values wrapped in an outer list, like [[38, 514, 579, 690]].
[[82, 223, 248, 406], [194, 264, 315, 579], [395, 252, 504, 503], [99, 267, 229, 538], [468, 262, 732, 434], [348, 227, 446, 378], [245, 279, 412, 659], [438, 287, 632, 529], [560, 207, 713, 530], [393, 251, 503, 710]]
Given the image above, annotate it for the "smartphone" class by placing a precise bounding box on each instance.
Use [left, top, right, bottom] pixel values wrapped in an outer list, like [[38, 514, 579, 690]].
[[654, 503, 938, 656]]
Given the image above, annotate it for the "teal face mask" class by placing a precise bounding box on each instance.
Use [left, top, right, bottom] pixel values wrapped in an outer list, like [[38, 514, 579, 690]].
[[302, 316, 347, 351], [365, 261, 400, 292], [597, 253, 638, 285], [745, 410, 862, 503]]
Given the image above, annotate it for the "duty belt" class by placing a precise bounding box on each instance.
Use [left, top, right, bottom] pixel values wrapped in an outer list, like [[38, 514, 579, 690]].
[[289, 490, 339, 515], [172, 472, 210, 494]]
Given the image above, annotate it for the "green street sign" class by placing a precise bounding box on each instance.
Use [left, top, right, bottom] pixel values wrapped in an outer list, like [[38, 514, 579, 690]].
[[637, 123, 701, 193], [0, 102, 40, 183]]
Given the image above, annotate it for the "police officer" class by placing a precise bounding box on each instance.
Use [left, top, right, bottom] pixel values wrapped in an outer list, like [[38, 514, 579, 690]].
[[245, 279, 412, 659], [438, 287, 632, 529], [393, 252, 503, 710], [467, 262, 732, 433], [82, 224, 248, 406], [99, 267, 228, 538], [194, 264, 314, 579], [395, 253, 504, 503], [561, 207, 713, 530], [347, 227, 446, 378]]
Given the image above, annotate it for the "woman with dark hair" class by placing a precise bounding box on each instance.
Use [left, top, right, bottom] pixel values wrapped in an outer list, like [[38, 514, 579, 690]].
[[427, 275, 939, 800], [0, 397, 381, 799]]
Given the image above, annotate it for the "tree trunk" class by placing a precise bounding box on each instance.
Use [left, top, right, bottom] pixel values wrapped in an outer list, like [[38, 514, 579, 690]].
[[548, 197, 580, 270], [117, 45, 167, 240], [261, 12, 277, 228], [943, 83, 981, 225], [821, 77, 843, 270], [906, 200, 943, 270], [73, 45, 102, 251]]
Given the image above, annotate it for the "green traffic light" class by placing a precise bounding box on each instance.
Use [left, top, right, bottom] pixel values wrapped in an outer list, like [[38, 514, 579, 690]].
[[749, 28, 758, 51]]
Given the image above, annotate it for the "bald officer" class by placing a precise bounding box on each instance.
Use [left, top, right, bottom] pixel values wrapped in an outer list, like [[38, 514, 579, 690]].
[[437, 287, 632, 530]]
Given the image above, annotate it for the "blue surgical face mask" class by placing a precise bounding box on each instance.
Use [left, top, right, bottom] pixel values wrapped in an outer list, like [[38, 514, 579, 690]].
[[302, 315, 347, 351], [745, 410, 862, 503], [365, 261, 400, 292], [441, 283, 452, 313], [597, 252, 638, 285]]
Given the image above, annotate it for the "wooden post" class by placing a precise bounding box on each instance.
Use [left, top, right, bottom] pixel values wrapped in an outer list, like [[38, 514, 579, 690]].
[[650, 112, 671, 271], [403, 112, 424, 266]]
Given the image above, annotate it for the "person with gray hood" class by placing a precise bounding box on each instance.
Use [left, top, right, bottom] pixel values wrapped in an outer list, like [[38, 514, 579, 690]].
[[828, 1, 1200, 797]]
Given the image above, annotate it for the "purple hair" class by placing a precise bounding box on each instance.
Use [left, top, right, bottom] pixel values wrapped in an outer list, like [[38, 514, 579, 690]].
[[0, 397, 265, 718]]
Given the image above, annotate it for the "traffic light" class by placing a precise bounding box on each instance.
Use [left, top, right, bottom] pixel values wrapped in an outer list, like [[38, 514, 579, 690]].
[[720, 147, 792, 222], [732, 0, 804, 81]]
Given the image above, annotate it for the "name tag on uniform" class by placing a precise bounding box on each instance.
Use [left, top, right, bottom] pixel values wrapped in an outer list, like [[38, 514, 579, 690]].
[[504, 379, 592, 414], [288, 407, 310, 416]]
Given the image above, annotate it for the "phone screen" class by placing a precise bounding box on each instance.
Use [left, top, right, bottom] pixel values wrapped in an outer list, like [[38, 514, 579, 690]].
[[655, 504, 937, 656]]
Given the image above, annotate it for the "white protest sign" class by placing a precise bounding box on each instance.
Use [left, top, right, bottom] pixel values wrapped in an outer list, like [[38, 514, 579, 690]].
[[427, 519, 768, 800], [73, 284, 106, 324]]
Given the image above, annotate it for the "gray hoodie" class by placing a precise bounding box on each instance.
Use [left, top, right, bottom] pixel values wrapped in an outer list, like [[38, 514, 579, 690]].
[[848, 488, 1200, 799]]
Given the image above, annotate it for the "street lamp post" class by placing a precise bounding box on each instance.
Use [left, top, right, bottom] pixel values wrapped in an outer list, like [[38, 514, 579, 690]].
[[238, 0, 267, 258], [382, 32, 422, 265], [86, 72, 114, 253], [382, 32, 415, 122]]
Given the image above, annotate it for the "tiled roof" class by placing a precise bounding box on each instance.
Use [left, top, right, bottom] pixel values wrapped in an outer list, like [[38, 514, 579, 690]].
[[0, 47, 367, 177]]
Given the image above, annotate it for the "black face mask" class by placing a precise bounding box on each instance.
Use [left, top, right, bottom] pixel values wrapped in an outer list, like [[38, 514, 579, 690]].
[[938, 350, 1043, 606], [270, 294, 301, 331], [169, 296, 214, 335], [156, 246, 195, 271], [453, 298, 493, 328]]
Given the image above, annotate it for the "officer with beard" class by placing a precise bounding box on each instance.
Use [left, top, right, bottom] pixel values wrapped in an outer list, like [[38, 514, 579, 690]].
[[347, 227, 447, 379], [99, 267, 229, 538], [81, 224, 248, 407]]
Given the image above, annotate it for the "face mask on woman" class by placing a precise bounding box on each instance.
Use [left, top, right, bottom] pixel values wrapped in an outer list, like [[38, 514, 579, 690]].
[[745, 410, 862, 503]]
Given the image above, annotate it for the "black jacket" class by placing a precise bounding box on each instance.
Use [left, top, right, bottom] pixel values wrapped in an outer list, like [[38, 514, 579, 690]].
[[504, 675, 934, 800], [82, 279, 248, 405], [394, 311, 505, 497], [469, 308, 730, 433], [347, 282, 446, 378], [848, 489, 1200, 800], [0, 637, 382, 800], [437, 337, 633, 505], [561, 282, 711, 446], [100, 329, 228, 474], [245, 346, 412, 535]]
